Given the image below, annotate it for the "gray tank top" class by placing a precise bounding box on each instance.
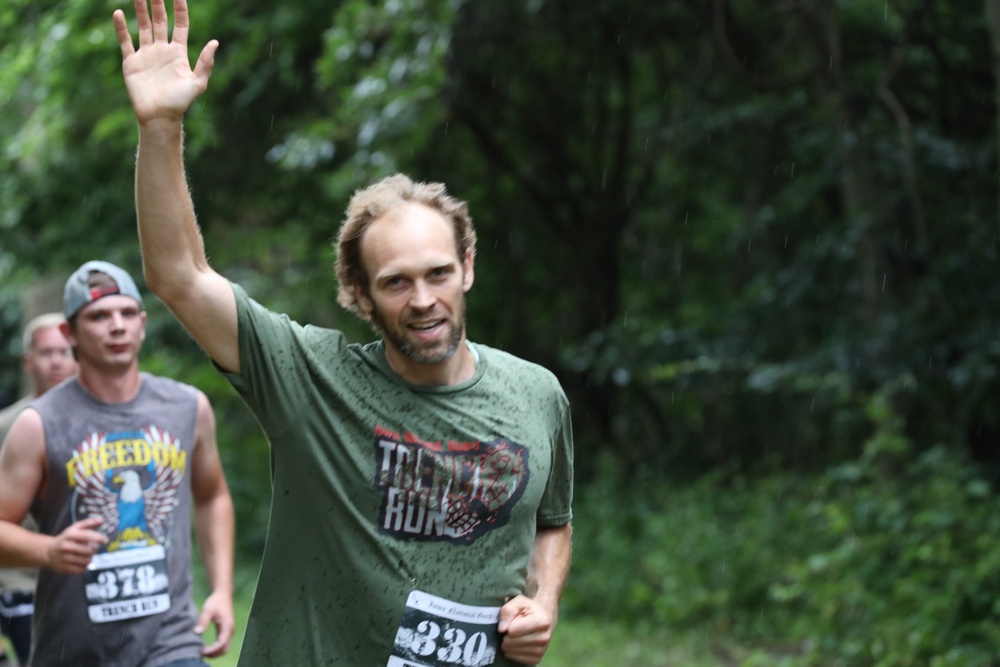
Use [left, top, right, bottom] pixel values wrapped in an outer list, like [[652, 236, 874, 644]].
[[29, 373, 204, 666]]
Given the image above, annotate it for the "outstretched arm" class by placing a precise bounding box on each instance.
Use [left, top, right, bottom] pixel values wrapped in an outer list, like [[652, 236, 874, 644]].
[[189, 392, 235, 657], [113, 0, 240, 372], [498, 523, 573, 665]]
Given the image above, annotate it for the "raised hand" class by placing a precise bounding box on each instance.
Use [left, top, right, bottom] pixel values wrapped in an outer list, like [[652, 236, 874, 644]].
[[113, 0, 218, 124]]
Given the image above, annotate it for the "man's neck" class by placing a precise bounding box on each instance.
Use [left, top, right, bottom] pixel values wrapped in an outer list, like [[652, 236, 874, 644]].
[[76, 364, 142, 404], [383, 340, 477, 387]]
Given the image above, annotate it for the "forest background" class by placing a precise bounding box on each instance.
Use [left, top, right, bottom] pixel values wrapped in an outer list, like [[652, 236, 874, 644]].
[[3, 1, 1000, 664]]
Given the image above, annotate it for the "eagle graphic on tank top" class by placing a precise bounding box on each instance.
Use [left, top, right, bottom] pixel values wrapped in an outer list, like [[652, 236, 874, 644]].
[[66, 425, 185, 552]]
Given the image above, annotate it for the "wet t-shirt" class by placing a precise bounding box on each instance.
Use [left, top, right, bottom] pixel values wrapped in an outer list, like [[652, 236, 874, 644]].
[[223, 283, 573, 666]]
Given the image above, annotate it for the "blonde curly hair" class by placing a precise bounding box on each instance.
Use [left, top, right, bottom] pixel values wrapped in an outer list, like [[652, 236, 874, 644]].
[[334, 173, 477, 321]]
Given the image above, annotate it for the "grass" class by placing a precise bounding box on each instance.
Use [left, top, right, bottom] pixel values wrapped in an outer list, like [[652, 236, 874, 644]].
[[543, 618, 728, 667]]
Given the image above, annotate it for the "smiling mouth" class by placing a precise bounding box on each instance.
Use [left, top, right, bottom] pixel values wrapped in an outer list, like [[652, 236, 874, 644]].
[[408, 320, 444, 332]]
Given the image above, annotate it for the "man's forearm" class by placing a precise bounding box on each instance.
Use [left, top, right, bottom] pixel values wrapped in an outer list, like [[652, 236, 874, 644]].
[[194, 491, 235, 597], [527, 523, 572, 611], [0, 522, 48, 569]]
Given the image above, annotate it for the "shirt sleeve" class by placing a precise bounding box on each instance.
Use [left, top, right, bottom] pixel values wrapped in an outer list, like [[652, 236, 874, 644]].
[[536, 389, 574, 527], [219, 282, 348, 439]]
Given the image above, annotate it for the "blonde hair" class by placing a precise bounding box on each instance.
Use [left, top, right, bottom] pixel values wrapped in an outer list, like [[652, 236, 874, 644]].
[[22, 312, 66, 353], [334, 173, 477, 321]]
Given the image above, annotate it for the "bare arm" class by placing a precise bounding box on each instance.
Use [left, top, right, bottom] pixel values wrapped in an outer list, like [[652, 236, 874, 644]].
[[189, 392, 235, 657], [114, 0, 240, 371], [498, 522, 573, 665], [0, 411, 108, 572]]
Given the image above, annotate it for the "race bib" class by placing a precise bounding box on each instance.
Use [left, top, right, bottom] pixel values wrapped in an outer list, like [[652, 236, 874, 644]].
[[84, 545, 170, 623], [388, 590, 500, 667]]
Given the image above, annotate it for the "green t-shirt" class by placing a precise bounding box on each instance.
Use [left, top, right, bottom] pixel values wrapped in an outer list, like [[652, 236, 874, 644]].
[[224, 284, 573, 666]]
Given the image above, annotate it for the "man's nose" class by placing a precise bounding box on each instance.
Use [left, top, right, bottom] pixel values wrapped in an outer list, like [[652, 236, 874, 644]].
[[410, 282, 436, 309]]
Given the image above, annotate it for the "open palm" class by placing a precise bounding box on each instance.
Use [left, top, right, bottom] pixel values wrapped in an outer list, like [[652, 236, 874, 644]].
[[113, 0, 217, 124]]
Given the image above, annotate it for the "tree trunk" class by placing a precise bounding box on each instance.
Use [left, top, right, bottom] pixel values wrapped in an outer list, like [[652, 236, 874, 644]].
[[986, 0, 1000, 226]]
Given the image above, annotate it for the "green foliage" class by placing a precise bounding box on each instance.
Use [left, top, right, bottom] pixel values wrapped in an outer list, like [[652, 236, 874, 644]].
[[770, 395, 1000, 665], [564, 453, 817, 636], [2, 4, 1000, 631], [2, 0, 999, 480], [567, 385, 1000, 665]]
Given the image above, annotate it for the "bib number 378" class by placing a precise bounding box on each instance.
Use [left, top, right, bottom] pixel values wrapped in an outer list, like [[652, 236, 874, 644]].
[[387, 590, 500, 667], [84, 545, 170, 623]]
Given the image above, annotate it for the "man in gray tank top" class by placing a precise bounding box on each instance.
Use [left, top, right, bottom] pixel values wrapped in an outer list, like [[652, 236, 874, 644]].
[[0, 261, 235, 667]]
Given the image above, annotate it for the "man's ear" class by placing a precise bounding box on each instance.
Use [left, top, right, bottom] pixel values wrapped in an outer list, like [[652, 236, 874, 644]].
[[59, 321, 76, 347], [354, 284, 374, 316], [462, 249, 475, 292]]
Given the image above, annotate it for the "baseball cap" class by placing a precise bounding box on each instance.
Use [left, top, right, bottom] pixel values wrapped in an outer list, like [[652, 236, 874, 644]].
[[63, 260, 145, 320]]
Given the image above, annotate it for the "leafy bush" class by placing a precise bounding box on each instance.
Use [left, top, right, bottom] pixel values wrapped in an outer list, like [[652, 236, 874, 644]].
[[770, 388, 1000, 666], [564, 454, 819, 637], [566, 385, 1000, 665]]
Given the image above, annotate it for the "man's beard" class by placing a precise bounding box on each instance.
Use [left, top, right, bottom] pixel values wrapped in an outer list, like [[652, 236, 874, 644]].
[[370, 300, 466, 365]]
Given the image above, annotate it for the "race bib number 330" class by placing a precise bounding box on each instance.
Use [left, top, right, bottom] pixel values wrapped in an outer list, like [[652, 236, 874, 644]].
[[388, 590, 500, 667]]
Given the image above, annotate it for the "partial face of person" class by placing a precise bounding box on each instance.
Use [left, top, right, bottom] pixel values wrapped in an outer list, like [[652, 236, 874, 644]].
[[64, 295, 147, 370], [357, 203, 474, 366], [24, 326, 76, 394]]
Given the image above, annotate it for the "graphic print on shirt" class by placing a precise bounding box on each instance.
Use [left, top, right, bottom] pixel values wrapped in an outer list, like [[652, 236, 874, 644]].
[[65, 426, 186, 622], [374, 426, 530, 545]]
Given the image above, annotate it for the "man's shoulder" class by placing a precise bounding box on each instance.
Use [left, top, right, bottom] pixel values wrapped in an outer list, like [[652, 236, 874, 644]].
[[232, 281, 350, 350], [479, 343, 548, 370], [478, 344, 562, 389]]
